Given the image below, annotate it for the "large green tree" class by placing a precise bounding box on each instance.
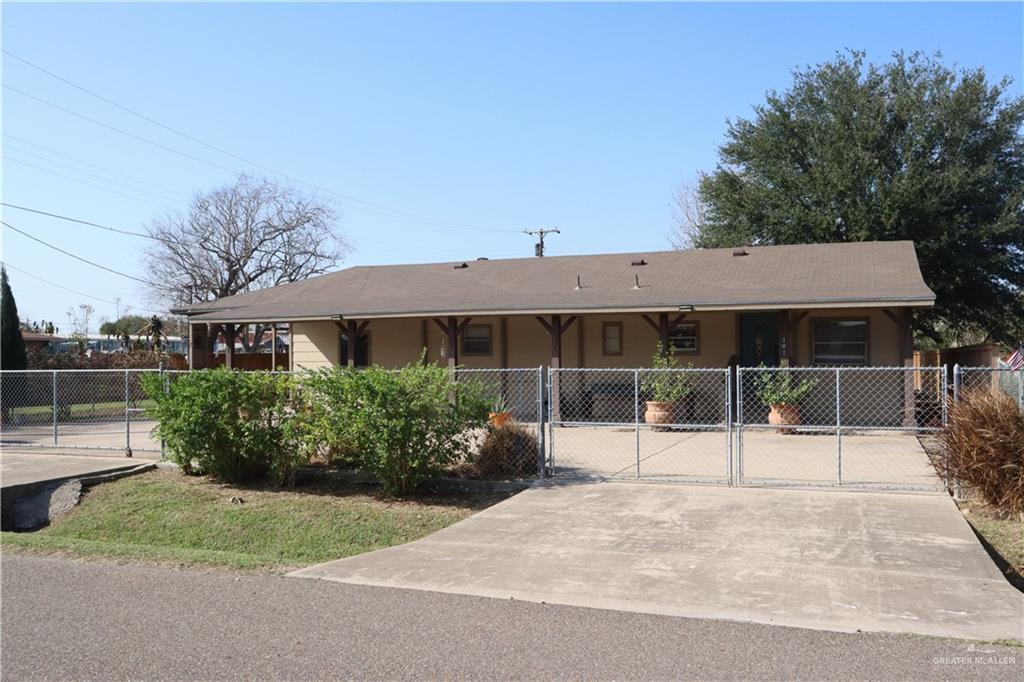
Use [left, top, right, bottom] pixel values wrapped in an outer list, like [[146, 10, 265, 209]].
[[689, 51, 1024, 344], [1, 267, 28, 370]]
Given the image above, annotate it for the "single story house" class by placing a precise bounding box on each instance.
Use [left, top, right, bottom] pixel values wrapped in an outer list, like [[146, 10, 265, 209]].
[[174, 240, 934, 375]]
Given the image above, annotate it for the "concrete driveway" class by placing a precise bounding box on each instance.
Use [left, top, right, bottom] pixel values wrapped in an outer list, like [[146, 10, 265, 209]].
[[291, 482, 1024, 642]]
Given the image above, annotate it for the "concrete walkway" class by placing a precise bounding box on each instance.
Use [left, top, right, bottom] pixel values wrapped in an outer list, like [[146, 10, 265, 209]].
[[0, 451, 144, 488], [290, 482, 1024, 642]]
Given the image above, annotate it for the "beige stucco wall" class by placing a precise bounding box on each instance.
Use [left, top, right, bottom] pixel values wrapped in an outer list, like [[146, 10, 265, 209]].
[[288, 307, 911, 371]]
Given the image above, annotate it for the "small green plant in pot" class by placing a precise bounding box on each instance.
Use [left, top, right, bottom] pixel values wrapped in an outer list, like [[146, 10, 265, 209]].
[[753, 366, 816, 433], [641, 342, 694, 428], [488, 395, 512, 429]]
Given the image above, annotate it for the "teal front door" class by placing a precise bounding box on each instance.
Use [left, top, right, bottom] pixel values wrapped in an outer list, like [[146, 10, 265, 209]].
[[739, 312, 779, 367]]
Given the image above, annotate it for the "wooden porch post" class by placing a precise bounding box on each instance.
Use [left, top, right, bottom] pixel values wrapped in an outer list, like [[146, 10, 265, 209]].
[[223, 323, 235, 370], [188, 322, 208, 369], [270, 324, 277, 370], [899, 308, 916, 427], [536, 314, 578, 422], [347, 319, 358, 368]]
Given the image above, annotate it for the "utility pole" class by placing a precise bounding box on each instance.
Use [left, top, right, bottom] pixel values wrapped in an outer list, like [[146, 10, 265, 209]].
[[523, 228, 560, 257]]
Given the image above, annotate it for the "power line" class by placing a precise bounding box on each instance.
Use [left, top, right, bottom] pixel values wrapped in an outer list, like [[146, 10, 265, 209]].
[[1, 261, 166, 315], [1, 220, 156, 285], [0, 203, 164, 241], [3, 133, 193, 199], [4, 144, 188, 207], [3, 156, 180, 212], [3, 56, 520, 233]]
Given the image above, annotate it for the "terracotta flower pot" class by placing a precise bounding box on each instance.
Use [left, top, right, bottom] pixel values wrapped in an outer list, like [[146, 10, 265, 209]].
[[644, 401, 675, 430], [488, 411, 512, 429], [768, 403, 800, 434]]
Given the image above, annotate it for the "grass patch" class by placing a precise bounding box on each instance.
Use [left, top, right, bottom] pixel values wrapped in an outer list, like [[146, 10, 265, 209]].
[[959, 501, 1024, 592], [1, 470, 501, 571]]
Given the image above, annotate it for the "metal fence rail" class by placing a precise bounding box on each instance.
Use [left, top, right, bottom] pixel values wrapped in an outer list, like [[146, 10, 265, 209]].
[[0, 369, 163, 455]]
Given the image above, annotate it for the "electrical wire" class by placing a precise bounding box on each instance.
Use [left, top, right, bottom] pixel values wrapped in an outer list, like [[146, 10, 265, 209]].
[[0, 261, 166, 314]]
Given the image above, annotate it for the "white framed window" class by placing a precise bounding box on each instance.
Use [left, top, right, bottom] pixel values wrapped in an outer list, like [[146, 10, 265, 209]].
[[668, 322, 699, 354], [602, 322, 623, 356], [812, 319, 868, 365], [461, 324, 492, 356]]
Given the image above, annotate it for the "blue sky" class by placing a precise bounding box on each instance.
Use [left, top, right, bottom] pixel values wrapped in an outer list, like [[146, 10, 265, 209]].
[[2, 1, 1021, 331]]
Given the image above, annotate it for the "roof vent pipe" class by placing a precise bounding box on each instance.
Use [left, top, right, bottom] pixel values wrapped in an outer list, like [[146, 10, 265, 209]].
[[633, 274, 641, 290], [733, 249, 748, 257], [454, 262, 469, 269], [574, 274, 582, 291], [631, 259, 647, 266]]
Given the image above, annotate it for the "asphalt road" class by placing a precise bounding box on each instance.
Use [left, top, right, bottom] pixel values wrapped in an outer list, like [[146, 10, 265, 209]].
[[1, 554, 1020, 681]]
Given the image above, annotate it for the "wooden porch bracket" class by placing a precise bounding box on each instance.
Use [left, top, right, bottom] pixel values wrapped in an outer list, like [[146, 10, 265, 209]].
[[336, 319, 372, 367], [641, 312, 687, 354], [432, 316, 472, 370]]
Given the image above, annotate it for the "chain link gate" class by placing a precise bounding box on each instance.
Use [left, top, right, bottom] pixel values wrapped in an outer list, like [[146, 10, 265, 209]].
[[735, 366, 946, 491], [546, 367, 731, 483]]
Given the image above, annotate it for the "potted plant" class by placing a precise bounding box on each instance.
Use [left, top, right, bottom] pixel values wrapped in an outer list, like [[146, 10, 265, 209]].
[[488, 396, 512, 429], [753, 367, 816, 433], [641, 342, 693, 428]]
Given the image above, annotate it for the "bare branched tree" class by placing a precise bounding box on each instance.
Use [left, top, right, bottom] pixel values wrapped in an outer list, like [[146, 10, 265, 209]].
[[668, 174, 710, 250], [145, 174, 348, 350]]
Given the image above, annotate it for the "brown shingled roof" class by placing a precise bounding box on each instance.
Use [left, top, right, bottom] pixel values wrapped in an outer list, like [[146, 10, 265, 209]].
[[174, 241, 935, 322]]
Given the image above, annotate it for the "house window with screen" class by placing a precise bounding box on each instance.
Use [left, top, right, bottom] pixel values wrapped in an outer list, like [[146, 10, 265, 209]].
[[812, 320, 868, 365], [602, 322, 623, 356], [461, 324, 492, 355], [668, 322, 699, 354]]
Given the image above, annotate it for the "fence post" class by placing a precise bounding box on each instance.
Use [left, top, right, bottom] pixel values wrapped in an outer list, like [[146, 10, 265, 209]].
[[536, 366, 545, 478], [726, 367, 733, 486], [547, 366, 555, 475], [159, 362, 166, 459], [1018, 369, 1023, 411], [735, 367, 743, 485], [940, 366, 948, 427], [124, 370, 132, 457], [634, 369, 640, 479], [952, 363, 960, 405], [52, 370, 58, 446], [835, 367, 842, 486]]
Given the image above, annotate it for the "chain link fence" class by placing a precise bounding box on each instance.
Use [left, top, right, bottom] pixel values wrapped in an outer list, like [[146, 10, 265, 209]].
[[0, 369, 163, 456], [2, 365, 960, 490], [452, 368, 544, 480], [735, 366, 945, 490], [955, 365, 1023, 408], [547, 368, 731, 483]]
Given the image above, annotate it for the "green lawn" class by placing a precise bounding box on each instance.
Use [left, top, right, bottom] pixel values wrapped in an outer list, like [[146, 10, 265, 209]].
[[1, 471, 496, 570], [961, 503, 1024, 591], [11, 399, 157, 417]]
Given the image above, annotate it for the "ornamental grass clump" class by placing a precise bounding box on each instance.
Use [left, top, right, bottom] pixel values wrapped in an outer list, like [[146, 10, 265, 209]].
[[932, 389, 1024, 516], [473, 422, 538, 480]]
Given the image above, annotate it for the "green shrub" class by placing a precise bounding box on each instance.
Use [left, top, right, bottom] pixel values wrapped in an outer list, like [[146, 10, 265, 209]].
[[754, 367, 816, 407], [473, 423, 539, 480], [641, 342, 693, 403], [295, 360, 491, 495], [142, 369, 301, 485], [933, 389, 1024, 515]]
